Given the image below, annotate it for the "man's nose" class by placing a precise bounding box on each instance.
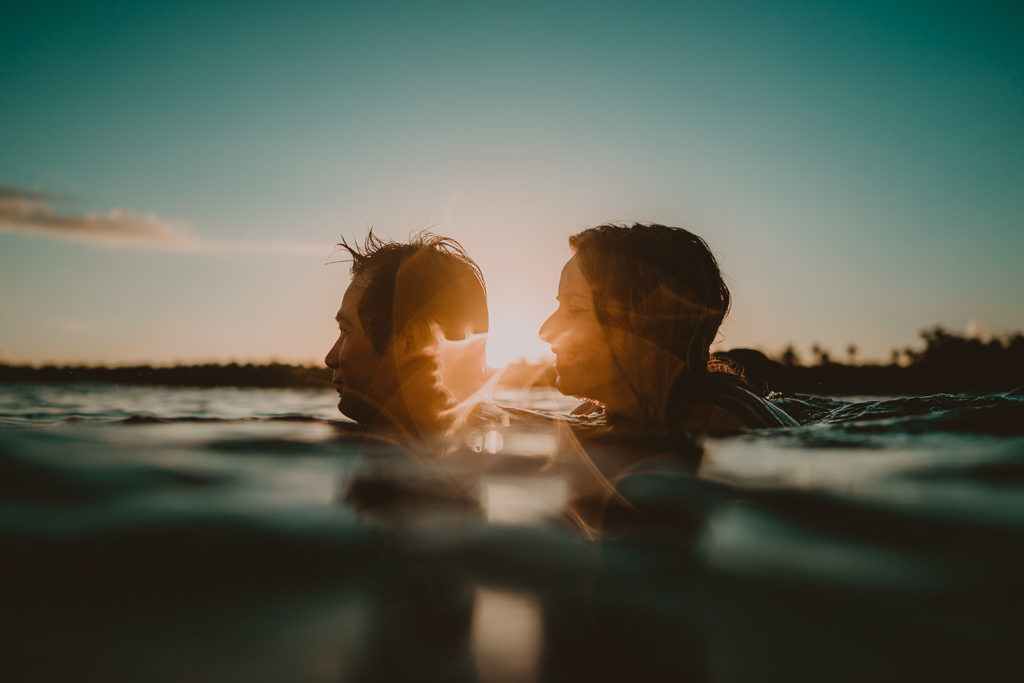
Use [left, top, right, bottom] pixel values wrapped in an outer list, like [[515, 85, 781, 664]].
[[325, 338, 340, 368]]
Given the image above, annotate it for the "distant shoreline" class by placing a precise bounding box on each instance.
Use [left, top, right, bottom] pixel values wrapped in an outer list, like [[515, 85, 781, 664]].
[[0, 362, 559, 390], [0, 362, 335, 389], [2, 325, 1021, 396], [2, 358, 1021, 397]]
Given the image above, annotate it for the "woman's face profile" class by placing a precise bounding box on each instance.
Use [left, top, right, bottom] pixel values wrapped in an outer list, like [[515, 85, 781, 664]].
[[539, 256, 621, 404]]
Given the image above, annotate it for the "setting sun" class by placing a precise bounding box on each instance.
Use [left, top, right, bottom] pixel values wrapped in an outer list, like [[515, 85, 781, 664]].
[[486, 312, 553, 368]]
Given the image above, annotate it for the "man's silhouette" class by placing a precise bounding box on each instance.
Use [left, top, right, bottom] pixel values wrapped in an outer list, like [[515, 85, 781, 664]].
[[325, 231, 489, 441]]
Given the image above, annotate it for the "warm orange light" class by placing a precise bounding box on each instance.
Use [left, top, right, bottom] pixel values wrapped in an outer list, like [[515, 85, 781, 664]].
[[485, 312, 552, 368]]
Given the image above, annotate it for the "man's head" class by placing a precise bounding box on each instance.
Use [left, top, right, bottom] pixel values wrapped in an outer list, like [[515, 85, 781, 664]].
[[324, 231, 489, 429]]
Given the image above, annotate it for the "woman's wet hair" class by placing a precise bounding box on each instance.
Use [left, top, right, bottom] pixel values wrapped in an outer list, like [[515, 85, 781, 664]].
[[569, 223, 737, 420], [336, 230, 489, 354]]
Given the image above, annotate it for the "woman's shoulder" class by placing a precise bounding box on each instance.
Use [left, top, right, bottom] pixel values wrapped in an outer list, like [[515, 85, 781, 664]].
[[680, 403, 748, 434], [669, 372, 798, 433]]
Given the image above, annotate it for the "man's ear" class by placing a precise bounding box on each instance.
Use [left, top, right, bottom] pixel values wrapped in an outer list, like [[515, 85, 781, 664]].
[[392, 334, 417, 357], [391, 321, 436, 357]]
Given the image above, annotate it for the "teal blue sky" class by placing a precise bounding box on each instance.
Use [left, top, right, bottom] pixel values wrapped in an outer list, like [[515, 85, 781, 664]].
[[2, 0, 1022, 365]]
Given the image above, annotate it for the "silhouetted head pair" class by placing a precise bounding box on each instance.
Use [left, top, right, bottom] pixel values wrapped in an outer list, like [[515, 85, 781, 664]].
[[325, 223, 773, 436]]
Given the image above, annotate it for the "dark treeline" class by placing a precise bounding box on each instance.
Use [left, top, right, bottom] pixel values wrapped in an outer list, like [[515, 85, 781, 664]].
[[2, 326, 1022, 395], [0, 360, 553, 390], [0, 362, 333, 389], [724, 326, 1024, 395]]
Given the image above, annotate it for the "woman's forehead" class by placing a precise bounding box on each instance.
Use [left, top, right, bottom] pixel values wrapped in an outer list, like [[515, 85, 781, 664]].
[[558, 256, 591, 294]]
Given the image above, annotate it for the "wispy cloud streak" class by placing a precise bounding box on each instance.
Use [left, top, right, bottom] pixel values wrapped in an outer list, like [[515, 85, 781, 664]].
[[0, 186, 199, 249], [0, 186, 325, 255]]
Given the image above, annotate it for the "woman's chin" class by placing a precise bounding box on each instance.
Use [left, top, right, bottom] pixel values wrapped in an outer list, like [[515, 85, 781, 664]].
[[554, 374, 585, 399]]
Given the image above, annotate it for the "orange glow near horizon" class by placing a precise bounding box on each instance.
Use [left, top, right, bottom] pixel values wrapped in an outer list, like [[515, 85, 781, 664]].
[[485, 312, 553, 368]]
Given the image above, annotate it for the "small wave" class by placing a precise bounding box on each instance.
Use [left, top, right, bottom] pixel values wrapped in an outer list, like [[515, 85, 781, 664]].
[[207, 436, 347, 455], [0, 444, 232, 506], [823, 393, 1012, 422], [770, 392, 1024, 437], [1004, 386, 1024, 399], [831, 402, 1024, 436], [770, 395, 849, 424], [912, 455, 1024, 486], [117, 413, 339, 425]]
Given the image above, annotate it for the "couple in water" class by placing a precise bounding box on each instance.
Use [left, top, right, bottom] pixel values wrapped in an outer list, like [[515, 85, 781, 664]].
[[324, 222, 795, 444], [323, 224, 794, 681]]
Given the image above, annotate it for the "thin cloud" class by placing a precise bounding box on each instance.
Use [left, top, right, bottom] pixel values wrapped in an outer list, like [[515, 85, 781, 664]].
[[0, 185, 325, 255], [0, 186, 56, 201], [0, 185, 200, 249]]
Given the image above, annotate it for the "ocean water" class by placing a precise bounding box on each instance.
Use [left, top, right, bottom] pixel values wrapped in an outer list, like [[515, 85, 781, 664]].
[[1, 383, 1023, 682]]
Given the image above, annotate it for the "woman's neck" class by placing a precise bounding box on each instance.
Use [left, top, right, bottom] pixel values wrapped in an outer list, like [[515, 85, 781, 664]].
[[600, 387, 647, 423]]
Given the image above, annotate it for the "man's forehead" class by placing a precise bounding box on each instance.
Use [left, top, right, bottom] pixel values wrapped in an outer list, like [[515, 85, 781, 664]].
[[339, 278, 367, 320]]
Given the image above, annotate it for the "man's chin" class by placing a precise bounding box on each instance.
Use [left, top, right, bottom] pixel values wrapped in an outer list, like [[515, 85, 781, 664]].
[[339, 393, 379, 425]]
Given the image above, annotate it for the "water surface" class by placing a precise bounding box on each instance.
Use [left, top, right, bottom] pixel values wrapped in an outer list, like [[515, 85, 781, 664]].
[[2, 383, 1022, 682]]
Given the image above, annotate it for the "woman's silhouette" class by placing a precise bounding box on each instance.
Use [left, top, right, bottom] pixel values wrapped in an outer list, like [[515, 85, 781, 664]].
[[540, 223, 796, 433]]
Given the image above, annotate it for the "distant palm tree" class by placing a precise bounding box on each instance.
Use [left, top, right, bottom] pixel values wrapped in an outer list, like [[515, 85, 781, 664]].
[[780, 344, 800, 367], [904, 346, 920, 364], [846, 344, 858, 365], [811, 343, 831, 366]]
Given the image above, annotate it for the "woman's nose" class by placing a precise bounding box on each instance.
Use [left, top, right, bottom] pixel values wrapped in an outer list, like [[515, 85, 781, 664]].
[[538, 311, 558, 343]]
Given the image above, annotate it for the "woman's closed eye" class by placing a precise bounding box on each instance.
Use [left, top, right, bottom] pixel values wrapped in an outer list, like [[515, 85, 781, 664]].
[[567, 295, 592, 313]]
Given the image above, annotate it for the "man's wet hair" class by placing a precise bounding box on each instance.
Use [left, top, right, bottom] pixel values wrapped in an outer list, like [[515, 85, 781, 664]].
[[336, 231, 488, 354]]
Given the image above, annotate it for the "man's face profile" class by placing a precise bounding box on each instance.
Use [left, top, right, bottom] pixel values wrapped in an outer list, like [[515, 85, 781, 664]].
[[324, 234, 491, 431], [324, 276, 390, 424]]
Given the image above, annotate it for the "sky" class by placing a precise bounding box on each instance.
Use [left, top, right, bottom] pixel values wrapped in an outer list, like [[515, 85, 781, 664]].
[[2, 0, 1022, 367]]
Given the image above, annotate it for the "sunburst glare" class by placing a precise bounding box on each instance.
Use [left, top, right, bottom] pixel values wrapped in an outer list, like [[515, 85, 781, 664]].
[[485, 312, 552, 368]]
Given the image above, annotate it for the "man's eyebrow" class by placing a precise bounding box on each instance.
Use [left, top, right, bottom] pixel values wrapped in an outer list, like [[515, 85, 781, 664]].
[[335, 312, 354, 326]]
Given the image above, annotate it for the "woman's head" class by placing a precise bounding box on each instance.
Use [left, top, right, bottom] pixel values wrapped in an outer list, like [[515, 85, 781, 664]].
[[539, 223, 731, 421]]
